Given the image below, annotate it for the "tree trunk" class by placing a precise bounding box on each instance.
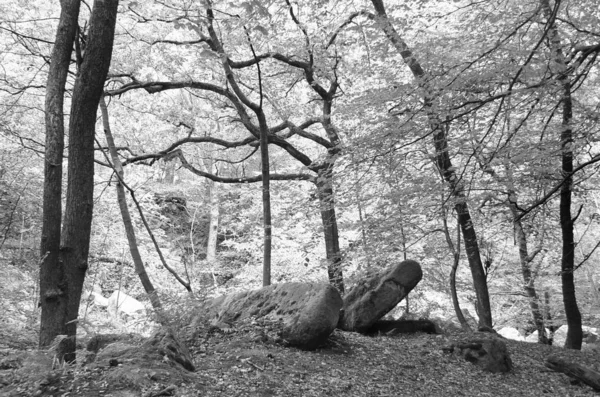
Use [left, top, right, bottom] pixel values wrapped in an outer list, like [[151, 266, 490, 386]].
[[371, 0, 492, 328], [39, 0, 81, 349], [206, 162, 219, 264], [541, 0, 582, 349], [442, 200, 471, 331], [546, 356, 600, 391], [258, 112, 272, 287], [58, 0, 119, 362], [509, 204, 548, 343], [99, 96, 163, 318], [316, 166, 344, 293]]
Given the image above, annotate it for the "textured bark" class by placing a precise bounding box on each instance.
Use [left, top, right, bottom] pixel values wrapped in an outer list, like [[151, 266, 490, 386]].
[[258, 111, 272, 287], [99, 96, 163, 318], [541, 0, 582, 349], [371, 0, 491, 327], [317, 166, 344, 294], [509, 204, 548, 344], [39, 0, 81, 349], [546, 356, 600, 391], [58, 0, 119, 362], [205, 161, 220, 264]]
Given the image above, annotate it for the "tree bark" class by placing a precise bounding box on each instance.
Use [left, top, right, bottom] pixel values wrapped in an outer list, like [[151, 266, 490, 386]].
[[39, 0, 81, 349], [99, 96, 164, 318], [546, 356, 600, 391], [509, 203, 548, 343], [316, 166, 344, 294], [541, 0, 582, 349], [58, 0, 119, 362], [258, 111, 272, 287], [206, 166, 220, 264], [442, 199, 471, 331], [370, 0, 492, 327]]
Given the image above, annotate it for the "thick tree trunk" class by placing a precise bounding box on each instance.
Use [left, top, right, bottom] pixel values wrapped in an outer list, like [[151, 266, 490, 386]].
[[371, 0, 492, 328], [100, 97, 163, 318], [541, 0, 582, 349], [58, 0, 119, 362], [558, 81, 582, 349], [39, 0, 81, 349], [316, 167, 344, 293]]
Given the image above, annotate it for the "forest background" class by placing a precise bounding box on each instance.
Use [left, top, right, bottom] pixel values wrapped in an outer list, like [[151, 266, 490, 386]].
[[1, 0, 599, 357]]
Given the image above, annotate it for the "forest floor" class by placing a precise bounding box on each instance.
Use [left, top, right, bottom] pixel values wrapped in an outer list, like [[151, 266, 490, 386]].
[[1, 322, 599, 397]]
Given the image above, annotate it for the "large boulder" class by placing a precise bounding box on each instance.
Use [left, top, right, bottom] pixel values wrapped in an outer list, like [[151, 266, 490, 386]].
[[498, 327, 524, 341], [107, 291, 145, 320], [444, 337, 513, 373], [199, 282, 342, 350], [338, 260, 423, 332]]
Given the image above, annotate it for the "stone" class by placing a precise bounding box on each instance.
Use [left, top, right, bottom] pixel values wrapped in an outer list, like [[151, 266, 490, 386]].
[[445, 338, 513, 373], [82, 285, 108, 307], [94, 328, 194, 372], [524, 328, 550, 343], [338, 260, 422, 332], [199, 282, 343, 350], [142, 328, 195, 372], [553, 325, 568, 347], [497, 327, 524, 341], [107, 291, 145, 320]]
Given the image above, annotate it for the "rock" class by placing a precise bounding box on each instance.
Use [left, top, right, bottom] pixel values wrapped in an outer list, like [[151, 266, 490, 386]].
[[338, 260, 422, 332], [553, 325, 568, 347], [498, 327, 524, 341], [107, 291, 145, 320], [143, 328, 195, 372], [199, 282, 342, 350], [366, 319, 439, 336], [86, 333, 144, 353], [94, 328, 194, 372], [445, 338, 513, 373], [524, 328, 550, 343], [82, 284, 108, 307]]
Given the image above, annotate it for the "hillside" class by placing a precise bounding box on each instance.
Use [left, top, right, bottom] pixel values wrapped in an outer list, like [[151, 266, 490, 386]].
[[1, 324, 599, 397]]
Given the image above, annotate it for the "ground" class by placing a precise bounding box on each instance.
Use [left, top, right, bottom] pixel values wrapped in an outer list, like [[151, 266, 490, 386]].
[[1, 324, 599, 397]]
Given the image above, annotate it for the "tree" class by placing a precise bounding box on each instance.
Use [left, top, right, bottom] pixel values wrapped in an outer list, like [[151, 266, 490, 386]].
[[99, 95, 164, 318], [369, 0, 493, 327], [541, 0, 582, 349], [39, 0, 120, 362], [39, 0, 81, 349], [105, 1, 348, 292]]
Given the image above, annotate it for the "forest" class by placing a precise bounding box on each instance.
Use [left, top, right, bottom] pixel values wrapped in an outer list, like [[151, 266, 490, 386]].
[[1, 0, 600, 395]]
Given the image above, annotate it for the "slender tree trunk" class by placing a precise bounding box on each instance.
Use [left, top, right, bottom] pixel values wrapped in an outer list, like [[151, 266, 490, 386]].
[[442, 199, 471, 331], [371, 0, 492, 328], [99, 96, 163, 317], [316, 166, 344, 293], [58, 0, 119, 362], [541, 0, 582, 349], [206, 162, 220, 264], [258, 112, 272, 287], [39, 0, 81, 349], [509, 204, 548, 343]]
